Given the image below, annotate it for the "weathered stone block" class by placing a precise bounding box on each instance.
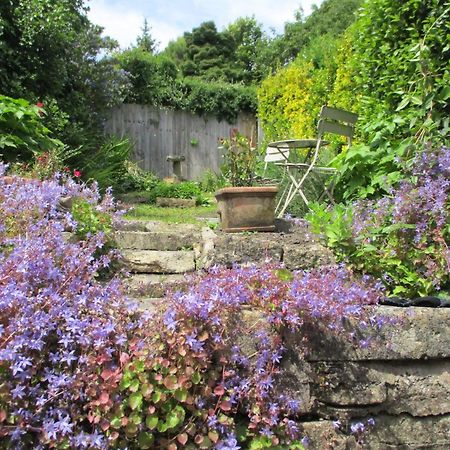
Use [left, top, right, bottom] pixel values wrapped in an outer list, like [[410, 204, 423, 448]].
[[309, 360, 450, 417], [283, 242, 335, 270], [199, 233, 283, 268], [122, 250, 195, 274], [115, 230, 199, 251], [156, 197, 196, 208], [129, 296, 163, 313], [285, 306, 450, 361], [365, 413, 450, 449], [123, 273, 188, 298]]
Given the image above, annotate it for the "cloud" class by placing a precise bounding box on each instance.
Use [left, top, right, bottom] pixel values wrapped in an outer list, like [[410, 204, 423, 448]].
[[87, 0, 143, 49], [87, 0, 322, 50]]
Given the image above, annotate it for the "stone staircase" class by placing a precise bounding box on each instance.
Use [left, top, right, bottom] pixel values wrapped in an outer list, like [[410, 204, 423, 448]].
[[116, 220, 203, 310], [116, 218, 336, 311]]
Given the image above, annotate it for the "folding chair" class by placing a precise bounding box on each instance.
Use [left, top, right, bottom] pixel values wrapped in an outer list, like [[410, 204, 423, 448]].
[[268, 105, 358, 217]]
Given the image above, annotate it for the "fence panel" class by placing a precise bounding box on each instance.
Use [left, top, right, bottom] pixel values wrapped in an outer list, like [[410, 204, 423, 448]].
[[105, 104, 256, 180]]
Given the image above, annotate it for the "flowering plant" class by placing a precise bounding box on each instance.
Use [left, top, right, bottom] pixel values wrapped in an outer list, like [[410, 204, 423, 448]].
[[219, 129, 258, 187], [0, 165, 387, 448], [307, 145, 450, 298]]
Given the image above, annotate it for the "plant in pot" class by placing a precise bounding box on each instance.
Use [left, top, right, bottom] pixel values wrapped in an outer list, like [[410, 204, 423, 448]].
[[215, 129, 278, 232]]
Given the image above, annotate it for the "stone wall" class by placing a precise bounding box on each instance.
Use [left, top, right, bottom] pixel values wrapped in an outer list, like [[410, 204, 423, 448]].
[[243, 307, 450, 449], [117, 219, 450, 448]]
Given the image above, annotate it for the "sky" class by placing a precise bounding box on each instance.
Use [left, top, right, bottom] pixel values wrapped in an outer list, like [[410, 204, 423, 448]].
[[87, 0, 323, 51]]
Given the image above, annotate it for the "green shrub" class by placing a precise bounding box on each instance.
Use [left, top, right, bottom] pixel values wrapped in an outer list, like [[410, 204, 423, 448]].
[[71, 198, 113, 240], [147, 180, 209, 206], [0, 95, 63, 162], [78, 136, 132, 192], [120, 161, 160, 193]]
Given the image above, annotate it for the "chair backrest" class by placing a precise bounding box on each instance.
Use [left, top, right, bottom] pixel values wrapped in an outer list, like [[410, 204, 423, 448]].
[[317, 105, 358, 146]]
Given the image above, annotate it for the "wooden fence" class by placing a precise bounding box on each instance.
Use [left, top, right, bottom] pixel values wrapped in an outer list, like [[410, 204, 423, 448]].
[[105, 104, 257, 180]]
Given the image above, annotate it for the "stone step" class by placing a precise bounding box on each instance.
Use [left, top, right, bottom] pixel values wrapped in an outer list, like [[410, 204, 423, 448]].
[[128, 296, 164, 313], [116, 219, 200, 234], [115, 230, 200, 251], [124, 274, 189, 298], [121, 249, 195, 274]]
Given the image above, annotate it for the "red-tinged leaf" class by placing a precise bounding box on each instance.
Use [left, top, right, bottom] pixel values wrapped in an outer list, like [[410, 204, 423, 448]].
[[100, 368, 114, 381], [99, 391, 109, 405], [219, 401, 232, 411], [121, 417, 128, 426], [155, 374, 163, 382], [0, 410, 6, 423], [100, 419, 110, 431], [213, 386, 225, 396], [168, 444, 177, 450], [177, 433, 188, 445], [120, 353, 130, 365], [163, 375, 178, 390], [147, 405, 156, 414], [178, 347, 187, 357], [110, 431, 119, 441], [194, 434, 204, 444]]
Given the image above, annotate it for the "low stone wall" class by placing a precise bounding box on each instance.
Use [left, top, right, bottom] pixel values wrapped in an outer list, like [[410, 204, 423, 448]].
[[116, 219, 450, 448], [243, 307, 450, 449]]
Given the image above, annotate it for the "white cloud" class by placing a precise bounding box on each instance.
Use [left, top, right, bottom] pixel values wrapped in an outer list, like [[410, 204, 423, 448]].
[[87, 0, 143, 49], [87, 0, 322, 50]]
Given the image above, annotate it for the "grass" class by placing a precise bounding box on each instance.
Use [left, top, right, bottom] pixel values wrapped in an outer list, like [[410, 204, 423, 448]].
[[124, 203, 218, 225]]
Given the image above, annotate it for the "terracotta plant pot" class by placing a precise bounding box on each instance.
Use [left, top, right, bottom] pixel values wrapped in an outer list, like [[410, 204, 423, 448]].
[[215, 186, 278, 232]]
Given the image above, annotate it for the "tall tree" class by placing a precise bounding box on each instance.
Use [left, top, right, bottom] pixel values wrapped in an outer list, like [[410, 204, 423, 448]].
[[225, 17, 270, 83], [0, 0, 128, 145], [136, 18, 158, 53], [279, 0, 363, 63], [181, 21, 234, 81]]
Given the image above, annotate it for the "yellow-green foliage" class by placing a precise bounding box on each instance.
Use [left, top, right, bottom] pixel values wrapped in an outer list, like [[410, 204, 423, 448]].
[[328, 33, 359, 112], [257, 63, 319, 143], [257, 37, 350, 144]]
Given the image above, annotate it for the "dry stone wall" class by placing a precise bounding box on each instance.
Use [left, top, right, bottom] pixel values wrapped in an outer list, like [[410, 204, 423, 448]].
[[117, 219, 450, 449]]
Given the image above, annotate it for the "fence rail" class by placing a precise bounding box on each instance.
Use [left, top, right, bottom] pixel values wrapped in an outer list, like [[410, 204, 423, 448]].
[[105, 104, 256, 180]]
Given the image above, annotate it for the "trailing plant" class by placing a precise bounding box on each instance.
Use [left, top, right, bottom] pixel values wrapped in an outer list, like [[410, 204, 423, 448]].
[[0, 165, 388, 448], [307, 145, 450, 297], [71, 197, 114, 240], [120, 161, 160, 193], [91, 264, 385, 449]]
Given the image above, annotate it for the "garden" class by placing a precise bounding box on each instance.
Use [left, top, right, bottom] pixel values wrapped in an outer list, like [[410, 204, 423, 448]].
[[0, 0, 449, 448]]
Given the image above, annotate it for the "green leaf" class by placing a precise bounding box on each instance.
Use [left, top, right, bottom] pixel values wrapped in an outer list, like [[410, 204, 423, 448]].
[[129, 378, 140, 392], [137, 431, 154, 449], [191, 372, 201, 384], [274, 268, 294, 281], [129, 392, 143, 410], [396, 97, 410, 111], [151, 390, 161, 403], [146, 415, 159, 430], [174, 388, 188, 402], [110, 416, 122, 429], [165, 405, 185, 429]]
